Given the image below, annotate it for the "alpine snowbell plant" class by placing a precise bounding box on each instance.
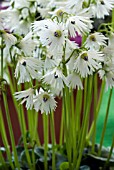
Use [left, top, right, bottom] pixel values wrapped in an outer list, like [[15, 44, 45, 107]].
[[0, 0, 114, 170]]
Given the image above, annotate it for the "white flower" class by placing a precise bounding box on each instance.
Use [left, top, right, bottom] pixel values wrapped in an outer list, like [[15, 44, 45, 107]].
[[99, 62, 114, 91], [108, 33, 114, 45], [66, 55, 76, 71], [91, 0, 114, 19], [67, 72, 83, 89], [2, 32, 17, 47], [33, 20, 47, 32], [21, 8, 29, 20], [44, 56, 59, 70], [66, 0, 84, 13], [103, 45, 114, 63], [66, 14, 93, 37], [4, 9, 31, 35], [12, 0, 30, 9], [36, 0, 50, 7], [105, 72, 114, 91], [65, 39, 79, 63], [43, 67, 68, 91], [17, 32, 37, 56], [0, 11, 8, 30], [15, 20, 31, 35], [14, 88, 34, 110], [36, 0, 56, 18], [43, 47, 62, 70], [38, 7, 50, 18], [49, 7, 67, 21], [0, 56, 10, 83], [15, 57, 42, 84], [99, 69, 114, 91], [3, 9, 20, 31], [34, 88, 57, 114], [74, 50, 104, 77], [85, 32, 108, 50], [102, 34, 114, 62], [33, 19, 66, 54], [1, 32, 17, 58]]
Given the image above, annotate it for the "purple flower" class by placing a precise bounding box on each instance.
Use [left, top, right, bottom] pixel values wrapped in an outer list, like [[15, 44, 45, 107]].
[[69, 32, 82, 47], [0, 1, 9, 10]]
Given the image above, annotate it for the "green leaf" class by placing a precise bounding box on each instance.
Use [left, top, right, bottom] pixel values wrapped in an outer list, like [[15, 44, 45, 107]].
[[20, 149, 39, 168], [16, 146, 24, 161], [34, 147, 51, 162], [87, 154, 114, 167], [34, 147, 44, 158], [60, 162, 69, 170], [55, 153, 68, 169], [79, 165, 90, 170]]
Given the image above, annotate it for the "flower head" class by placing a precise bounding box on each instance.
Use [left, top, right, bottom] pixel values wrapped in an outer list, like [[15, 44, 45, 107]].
[[74, 50, 104, 77], [15, 57, 42, 84], [33, 19, 66, 54], [0, 10, 8, 30], [42, 67, 68, 91], [66, 15, 93, 37], [85, 32, 108, 50], [14, 88, 34, 110], [66, 0, 84, 13], [67, 72, 83, 90], [91, 0, 114, 19], [34, 88, 57, 114], [99, 62, 114, 91], [17, 32, 37, 56]]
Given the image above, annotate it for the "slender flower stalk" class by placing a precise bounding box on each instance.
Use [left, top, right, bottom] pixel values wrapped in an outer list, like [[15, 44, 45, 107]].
[[19, 106, 32, 168], [112, 9, 114, 29], [50, 111, 56, 170], [91, 73, 98, 152], [43, 114, 49, 170], [73, 89, 83, 168], [86, 80, 105, 141], [71, 91, 76, 169], [27, 109, 37, 170], [7, 69, 33, 168], [76, 76, 93, 169], [62, 44, 73, 169], [33, 111, 41, 146], [88, 0, 92, 7], [59, 105, 64, 145], [98, 89, 113, 156], [104, 136, 114, 169], [0, 37, 20, 169], [3, 93, 20, 170], [63, 87, 73, 170], [0, 37, 4, 78], [0, 148, 5, 167], [0, 110, 14, 169]]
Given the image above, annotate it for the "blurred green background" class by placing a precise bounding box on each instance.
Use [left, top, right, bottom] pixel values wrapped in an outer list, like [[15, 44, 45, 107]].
[[96, 89, 114, 146]]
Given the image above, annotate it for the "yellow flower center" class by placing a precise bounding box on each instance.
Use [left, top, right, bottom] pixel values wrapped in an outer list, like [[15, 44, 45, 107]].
[[54, 30, 62, 38], [56, 9, 63, 17], [81, 52, 88, 61], [89, 35, 96, 42], [43, 94, 50, 102]]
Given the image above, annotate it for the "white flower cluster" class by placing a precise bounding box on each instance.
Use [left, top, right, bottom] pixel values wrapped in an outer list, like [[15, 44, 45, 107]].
[[1, 0, 114, 114], [14, 88, 57, 114]]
